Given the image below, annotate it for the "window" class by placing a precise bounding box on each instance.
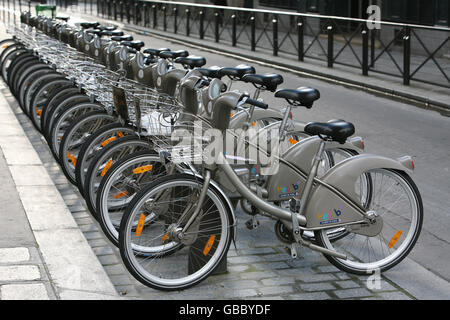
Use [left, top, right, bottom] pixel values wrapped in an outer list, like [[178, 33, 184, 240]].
[[259, 0, 299, 10], [435, 0, 449, 26], [382, 0, 447, 26]]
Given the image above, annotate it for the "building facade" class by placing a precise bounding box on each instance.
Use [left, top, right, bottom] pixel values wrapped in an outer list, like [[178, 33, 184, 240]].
[[257, 0, 449, 27]]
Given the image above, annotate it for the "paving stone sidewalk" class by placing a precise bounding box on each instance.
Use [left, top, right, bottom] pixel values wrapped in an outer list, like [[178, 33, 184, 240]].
[[0, 98, 57, 299], [0, 81, 119, 300]]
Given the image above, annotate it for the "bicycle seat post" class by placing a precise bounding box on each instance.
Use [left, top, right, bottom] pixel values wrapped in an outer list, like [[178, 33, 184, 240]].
[[278, 103, 292, 141]]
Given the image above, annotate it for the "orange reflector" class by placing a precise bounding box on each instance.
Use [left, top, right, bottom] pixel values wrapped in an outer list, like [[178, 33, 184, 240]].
[[2, 45, 9, 49], [388, 230, 403, 249], [162, 233, 169, 243], [101, 160, 113, 177], [203, 235, 216, 256], [230, 112, 234, 118], [36, 107, 42, 116], [101, 136, 117, 147], [251, 121, 256, 127], [289, 138, 299, 145], [135, 214, 146, 237], [132, 165, 153, 174], [113, 191, 128, 199], [67, 152, 77, 167], [116, 131, 124, 137]]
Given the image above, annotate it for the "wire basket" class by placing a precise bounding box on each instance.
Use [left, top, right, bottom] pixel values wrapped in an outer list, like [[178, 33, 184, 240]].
[[149, 113, 215, 164]]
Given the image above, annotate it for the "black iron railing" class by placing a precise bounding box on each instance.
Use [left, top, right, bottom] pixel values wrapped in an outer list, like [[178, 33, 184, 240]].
[[99, 0, 448, 89], [7, 0, 449, 88]]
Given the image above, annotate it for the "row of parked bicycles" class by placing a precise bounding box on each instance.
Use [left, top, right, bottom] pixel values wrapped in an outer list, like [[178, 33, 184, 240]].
[[0, 12, 423, 291]]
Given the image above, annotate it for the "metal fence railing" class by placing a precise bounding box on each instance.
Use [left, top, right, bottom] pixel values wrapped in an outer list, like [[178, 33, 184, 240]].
[[98, 0, 450, 89], [3, 0, 449, 89]]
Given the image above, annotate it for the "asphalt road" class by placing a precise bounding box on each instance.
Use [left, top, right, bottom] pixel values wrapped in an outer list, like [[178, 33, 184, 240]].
[[128, 30, 450, 282]]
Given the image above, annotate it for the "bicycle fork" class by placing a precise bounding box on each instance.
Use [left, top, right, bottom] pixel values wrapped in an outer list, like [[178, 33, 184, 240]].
[[166, 170, 213, 244]]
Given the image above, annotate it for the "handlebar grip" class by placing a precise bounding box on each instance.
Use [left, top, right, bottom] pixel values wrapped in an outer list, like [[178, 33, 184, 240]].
[[245, 98, 269, 109]]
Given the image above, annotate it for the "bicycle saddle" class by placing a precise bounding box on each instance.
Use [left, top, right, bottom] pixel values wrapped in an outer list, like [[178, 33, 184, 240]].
[[126, 48, 138, 54], [217, 64, 255, 79], [56, 16, 70, 22], [100, 30, 124, 37], [242, 73, 283, 92], [159, 50, 189, 59], [143, 54, 158, 65], [86, 28, 102, 36], [197, 66, 223, 79], [143, 48, 170, 57], [120, 40, 145, 51], [275, 87, 320, 108], [111, 35, 134, 42], [174, 55, 207, 69], [80, 22, 100, 29], [304, 121, 355, 144], [97, 25, 117, 31]]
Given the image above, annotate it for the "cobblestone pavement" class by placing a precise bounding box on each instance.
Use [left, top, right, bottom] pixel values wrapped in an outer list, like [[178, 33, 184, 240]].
[[1, 88, 416, 300], [0, 246, 56, 299], [0, 83, 119, 300]]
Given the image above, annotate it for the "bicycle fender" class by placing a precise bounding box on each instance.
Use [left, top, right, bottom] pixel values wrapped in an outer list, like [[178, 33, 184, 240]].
[[229, 108, 284, 129], [265, 136, 363, 201], [304, 153, 414, 229]]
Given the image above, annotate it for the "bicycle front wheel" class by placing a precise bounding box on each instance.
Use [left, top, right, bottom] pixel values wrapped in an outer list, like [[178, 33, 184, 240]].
[[119, 174, 233, 291], [97, 150, 167, 246]]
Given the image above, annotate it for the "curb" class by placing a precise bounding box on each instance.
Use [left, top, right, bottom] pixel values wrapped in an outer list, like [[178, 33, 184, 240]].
[[0, 82, 120, 300]]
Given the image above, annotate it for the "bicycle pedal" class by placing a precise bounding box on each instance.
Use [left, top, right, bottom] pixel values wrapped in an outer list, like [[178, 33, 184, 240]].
[[245, 218, 260, 230], [285, 244, 298, 259]]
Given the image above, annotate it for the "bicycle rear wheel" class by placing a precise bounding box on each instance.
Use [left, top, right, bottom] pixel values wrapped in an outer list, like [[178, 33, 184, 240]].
[[315, 169, 423, 274]]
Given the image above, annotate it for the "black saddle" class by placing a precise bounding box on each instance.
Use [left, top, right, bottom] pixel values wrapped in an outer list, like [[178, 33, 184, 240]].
[[159, 50, 189, 59], [144, 55, 158, 65], [143, 48, 170, 57], [100, 30, 124, 37], [97, 25, 117, 31], [56, 16, 70, 22], [218, 64, 255, 79], [304, 121, 355, 144], [242, 73, 283, 92], [85, 28, 101, 36], [174, 55, 207, 69], [120, 40, 145, 51], [126, 48, 137, 54], [275, 87, 320, 108], [197, 66, 223, 79], [111, 35, 134, 42], [80, 22, 99, 29]]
